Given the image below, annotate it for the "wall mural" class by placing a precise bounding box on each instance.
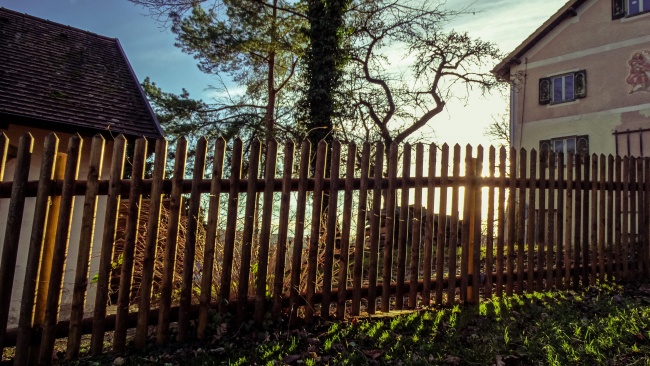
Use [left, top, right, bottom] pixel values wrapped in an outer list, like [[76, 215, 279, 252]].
[[627, 50, 650, 94]]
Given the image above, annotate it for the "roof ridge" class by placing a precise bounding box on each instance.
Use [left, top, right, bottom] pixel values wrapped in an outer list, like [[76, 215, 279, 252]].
[[0, 7, 118, 42]]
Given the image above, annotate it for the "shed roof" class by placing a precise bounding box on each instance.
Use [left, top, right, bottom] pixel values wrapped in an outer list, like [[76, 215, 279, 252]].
[[0, 7, 163, 138]]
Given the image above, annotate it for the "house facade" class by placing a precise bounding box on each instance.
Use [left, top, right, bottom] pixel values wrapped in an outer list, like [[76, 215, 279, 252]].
[[493, 0, 650, 158], [0, 7, 163, 325]]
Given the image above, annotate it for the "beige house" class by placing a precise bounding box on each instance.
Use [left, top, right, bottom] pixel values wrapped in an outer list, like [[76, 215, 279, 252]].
[[493, 0, 650, 157], [0, 7, 162, 325]]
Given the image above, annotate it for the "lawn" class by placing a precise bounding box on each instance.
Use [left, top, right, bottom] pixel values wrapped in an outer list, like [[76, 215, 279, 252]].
[[59, 281, 650, 365]]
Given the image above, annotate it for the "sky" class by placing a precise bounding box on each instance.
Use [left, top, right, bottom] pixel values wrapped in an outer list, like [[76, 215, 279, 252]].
[[1, 0, 568, 147]]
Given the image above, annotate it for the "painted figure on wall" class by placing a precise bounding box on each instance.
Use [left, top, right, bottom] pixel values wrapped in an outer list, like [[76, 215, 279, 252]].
[[626, 51, 650, 94]]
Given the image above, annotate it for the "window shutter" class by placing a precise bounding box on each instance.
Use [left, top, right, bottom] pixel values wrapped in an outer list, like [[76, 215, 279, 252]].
[[612, 0, 626, 19], [574, 70, 587, 98], [539, 78, 551, 105], [577, 135, 589, 155], [540, 140, 551, 167]]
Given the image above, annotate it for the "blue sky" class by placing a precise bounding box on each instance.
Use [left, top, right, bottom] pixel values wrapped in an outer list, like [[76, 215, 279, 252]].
[[1, 0, 567, 145]]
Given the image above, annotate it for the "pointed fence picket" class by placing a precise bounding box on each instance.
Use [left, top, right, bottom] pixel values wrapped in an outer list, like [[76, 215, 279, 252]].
[[0, 135, 649, 364]]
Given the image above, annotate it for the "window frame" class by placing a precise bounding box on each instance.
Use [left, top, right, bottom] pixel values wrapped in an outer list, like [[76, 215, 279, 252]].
[[539, 135, 589, 166], [613, 0, 650, 18], [539, 70, 587, 105]]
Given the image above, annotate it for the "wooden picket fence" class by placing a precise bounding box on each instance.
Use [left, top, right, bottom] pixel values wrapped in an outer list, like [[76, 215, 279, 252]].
[[0, 132, 648, 364]]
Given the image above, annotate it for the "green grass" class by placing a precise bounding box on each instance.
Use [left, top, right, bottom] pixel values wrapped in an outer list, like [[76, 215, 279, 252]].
[[58, 281, 650, 365]]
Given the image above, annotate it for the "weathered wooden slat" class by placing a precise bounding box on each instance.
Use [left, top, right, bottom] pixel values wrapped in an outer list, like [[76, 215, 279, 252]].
[[14, 134, 57, 366], [537, 149, 547, 292], [635, 158, 644, 276], [409, 144, 424, 308], [598, 155, 606, 282], [555, 153, 564, 289], [67, 135, 105, 359], [254, 139, 278, 324], [606, 155, 615, 281], [177, 137, 207, 341], [422, 144, 437, 305], [336, 143, 356, 319], [137, 139, 168, 346], [272, 141, 294, 319], [496, 147, 507, 297], [622, 157, 630, 280], [382, 143, 398, 312], [545, 152, 560, 290], [114, 137, 147, 353], [156, 137, 188, 344], [351, 143, 370, 315], [516, 149, 526, 295], [198, 138, 225, 337], [321, 140, 340, 318], [460, 146, 472, 303], [91, 135, 126, 354], [485, 146, 496, 299], [615, 156, 622, 280], [289, 141, 310, 325], [39, 134, 82, 365], [435, 144, 449, 305], [367, 143, 384, 314], [564, 153, 574, 289], [305, 141, 327, 322], [471, 146, 483, 303], [448, 144, 461, 304], [237, 139, 261, 324], [573, 153, 582, 290], [506, 147, 516, 297], [581, 154, 590, 286], [644, 158, 650, 277], [590, 155, 598, 285], [394, 144, 409, 310], [0, 133, 33, 355], [527, 149, 536, 293]]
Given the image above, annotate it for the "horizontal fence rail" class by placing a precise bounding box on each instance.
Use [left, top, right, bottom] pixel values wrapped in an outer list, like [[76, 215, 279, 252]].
[[0, 133, 648, 364]]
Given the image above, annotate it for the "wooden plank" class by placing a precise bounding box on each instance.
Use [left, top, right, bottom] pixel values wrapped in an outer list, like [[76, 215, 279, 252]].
[[496, 147, 507, 297], [395, 144, 409, 310], [409, 144, 424, 308], [598, 155, 606, 282], [645, 157, 650, 277], [555, 153, 564, 290], [460, 145, 472, 303], [156, 137, 188, 344], [177, 137, 207, 341], [198, 138, 225, 337], [351, 143, 370, 316], [622, 157, 629, 280], [67, 135, 105, 359], [367, 143, 384, 314], [607, 155, 615, 281], [564, 153, 574, 289], [422, 144, 437, 305], [237, 139, 261, 324], [0, 133, 32, 355], [383, 143, 398, 312], [506, 147, 516, 297], [321, 140, 340, 318], [39, 135, 82, 365], [471, 146, 483, 304], [590, 154, 598, 285], [254, 139, 279, 324], [272, 141, 294, 319], [91, 135, 126, 354], [336, 143, 356, 319], [636, 158, 644, 276], [435, 145, 449, 305], [582, 154, 591, 286], [114, 137, 147, 352], [573, 153, 582, 290], [527, 149, 536, 293], [615, 156, 622, 280], [305, 140, 326, 322], [546, 151, 556, 289], [218, 138, 242, 315], [13, 134, 58, 366], [448, 144, 461, 304], [289, 141, 310, 325], [516, 148, 526, 294], [137, 139, 168, 346], [485, 146, 496, 299], [537, 149, 547, 292]]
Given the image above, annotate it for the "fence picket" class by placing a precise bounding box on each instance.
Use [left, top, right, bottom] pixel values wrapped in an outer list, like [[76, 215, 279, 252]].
[[622, 157, 630, 280], [582, 154, 590, 286], [322, 140, 340, 318], [472, 146, 483, 303], [527, 150, 537, 293], [448, 144, 461, 304], [337, 142, 356, 319], [517, 149, 526, 294], [460, 145, 472, 303], [636, 158, 644, 276], [615, 156, 622, 280], [590, 155, 598, 285], [395, 144, 410, 309], [599, 155, 606, 282], [351, 143, 370, 316], [496, 147, 507, 297], [564, 153, 574, 289], [410, 144, 424, 308], [645, 158, 650, 277], [506, 148, 516, 297], [573, 153, 582, 290], [368, 143, 384, 314], [306, 141, 327, 321], [273, 141, 294, 318], [546, 151, 556, 289], [537, 150, 547, 292], [383, 143, 398, 312], [607, 155, 615, 281], [435, 145, 449, 305], [290, 141, 310, 325], [555, 153, 565, 290], [485, 147, 496, 299], [67, 135, 105, 359], [422, 144, 437, 305]]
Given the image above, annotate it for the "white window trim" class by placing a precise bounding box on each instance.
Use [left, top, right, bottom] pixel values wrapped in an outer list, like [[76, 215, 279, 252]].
[[550, 74, 576, 104], [625, 0, 650, 16]]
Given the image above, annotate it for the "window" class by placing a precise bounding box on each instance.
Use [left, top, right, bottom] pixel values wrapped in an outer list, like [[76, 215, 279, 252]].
[[613, 0, 650, 18], [539, 70, 587, 105], [539, 135, 589, 165]]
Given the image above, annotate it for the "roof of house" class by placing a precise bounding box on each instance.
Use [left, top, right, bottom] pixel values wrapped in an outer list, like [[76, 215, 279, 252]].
[[492, 0, 589, 80], [0, 7, 163, 138]]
